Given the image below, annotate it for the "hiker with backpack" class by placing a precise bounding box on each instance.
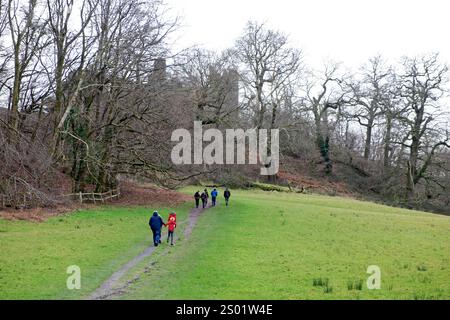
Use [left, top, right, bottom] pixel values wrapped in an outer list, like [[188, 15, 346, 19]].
[[149, 211, 166, 247], [211, 188, 218, 207], [224, 188, 231, 206], [201, 191, 207, 208], [194, 191, 200, 208]]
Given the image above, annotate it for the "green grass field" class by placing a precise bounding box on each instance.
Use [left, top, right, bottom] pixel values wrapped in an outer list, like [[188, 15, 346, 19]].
[[119, 188, 450, 300], [0, 204, 190, 299], [1, 188, 449, 299]]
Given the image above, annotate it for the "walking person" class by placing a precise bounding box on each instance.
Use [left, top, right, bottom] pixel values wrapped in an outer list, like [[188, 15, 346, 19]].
[[224, 188, 231, 206], [149, 211, 165, 247], [204, 188, 209, 205], [211, 188, 218, 207], [165, 212, 177, 246], [157, 212, 165, 244], [194, 191, 200, 208], [201, 191, 207, 209]]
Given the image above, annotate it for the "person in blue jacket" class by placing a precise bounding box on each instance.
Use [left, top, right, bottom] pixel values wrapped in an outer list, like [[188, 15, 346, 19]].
[[211, 188, 218, 207], [149, 211, 165, 246]]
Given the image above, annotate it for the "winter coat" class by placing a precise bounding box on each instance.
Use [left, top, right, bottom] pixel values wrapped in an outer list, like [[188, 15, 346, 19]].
[[149, 212, 165, 231], [166, 218, 176, 232]]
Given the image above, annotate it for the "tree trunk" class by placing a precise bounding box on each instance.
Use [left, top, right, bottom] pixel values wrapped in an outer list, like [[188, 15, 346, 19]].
[[255, 78, 265, 129], [406, 160, 415, 204], [9, 42, 21, 131], [266, 102, 278, 182], [363, 119, 374, 160], [383, 114, 392, 168], [315, 107, 332, 174], [51, 50, 66, 158]]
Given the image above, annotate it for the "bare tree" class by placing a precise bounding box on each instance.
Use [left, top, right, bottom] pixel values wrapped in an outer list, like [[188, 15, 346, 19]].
[[398, 54, 450, 202], [46, 0, 98, 156], [6, 0, 49, 131], [378, 71, 405, 168], [0, 1, 8, 39], [182, 48, 240, 126], [234, 21, 302, 130], [347, 56, 390, 160], [0, 1, 10, 97], [302, 63, 347, 174], [65, 0, 178, 192]]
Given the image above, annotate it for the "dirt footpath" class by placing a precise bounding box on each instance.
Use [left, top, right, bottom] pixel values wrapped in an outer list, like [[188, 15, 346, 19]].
[[87, 204, 210, 300]]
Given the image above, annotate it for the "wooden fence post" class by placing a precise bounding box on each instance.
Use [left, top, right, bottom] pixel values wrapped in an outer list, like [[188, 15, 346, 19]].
[[79, 192, 83, 204]]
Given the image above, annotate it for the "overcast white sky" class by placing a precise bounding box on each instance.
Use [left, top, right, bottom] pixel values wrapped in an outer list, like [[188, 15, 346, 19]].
[[165, 0, 450, 69]]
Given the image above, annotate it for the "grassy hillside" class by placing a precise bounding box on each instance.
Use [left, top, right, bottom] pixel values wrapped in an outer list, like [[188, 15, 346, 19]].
[[120, 188, 450, 300], [1, 188, 449, 300], [0, 204, 190, 299]]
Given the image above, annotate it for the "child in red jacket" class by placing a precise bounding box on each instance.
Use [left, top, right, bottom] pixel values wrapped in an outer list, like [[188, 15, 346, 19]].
[[166, 212, 177, 246]]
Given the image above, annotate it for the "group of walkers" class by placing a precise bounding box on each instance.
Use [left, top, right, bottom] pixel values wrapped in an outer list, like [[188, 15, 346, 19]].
[[194, 187, 231, 209], [148, 187, 231, 247], [148, 211, 177, 247]]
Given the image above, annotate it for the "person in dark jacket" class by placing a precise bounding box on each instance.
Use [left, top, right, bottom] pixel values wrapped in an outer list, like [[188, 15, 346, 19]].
[[200, 192, 207, 208], [149, 211, 165, 246], [204, 189, 209, 205], [194, 191, 200, 208], [224, 188, 231, 206]]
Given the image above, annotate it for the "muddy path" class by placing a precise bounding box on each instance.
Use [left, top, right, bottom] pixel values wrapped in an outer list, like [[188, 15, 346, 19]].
[[87, 204, 210, 300]]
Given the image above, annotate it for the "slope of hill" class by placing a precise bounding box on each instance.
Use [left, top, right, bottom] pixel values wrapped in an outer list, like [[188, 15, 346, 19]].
[[1, 187, 449, 299], [119, 188, 450, 300]]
